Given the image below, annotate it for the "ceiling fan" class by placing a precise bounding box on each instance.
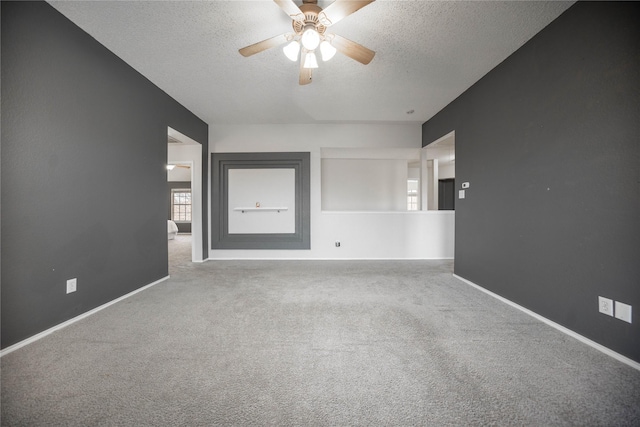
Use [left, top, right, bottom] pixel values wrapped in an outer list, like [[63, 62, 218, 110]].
[[239, 0, 376, 85], [167, 164, 190, 170]]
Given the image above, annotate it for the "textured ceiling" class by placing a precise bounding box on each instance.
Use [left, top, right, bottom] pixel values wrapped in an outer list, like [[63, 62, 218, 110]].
[[49, 0, 573, 125]]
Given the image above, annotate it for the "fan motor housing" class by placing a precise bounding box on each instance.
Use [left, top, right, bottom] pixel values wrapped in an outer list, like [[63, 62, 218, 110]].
[[293, 4, 326, 36]]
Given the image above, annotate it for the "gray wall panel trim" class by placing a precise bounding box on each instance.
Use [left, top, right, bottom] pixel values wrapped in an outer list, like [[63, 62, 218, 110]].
[[1, 1, 208, 349], [421, 2, 640, 363], [211, 152, 311, 250]]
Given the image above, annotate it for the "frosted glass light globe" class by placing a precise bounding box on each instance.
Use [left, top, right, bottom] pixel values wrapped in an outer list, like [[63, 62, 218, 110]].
[[301, 27, 320, 51], [303, 52, 319, 69], [320, 41, 336, 61], [283, 41, 300, 61]]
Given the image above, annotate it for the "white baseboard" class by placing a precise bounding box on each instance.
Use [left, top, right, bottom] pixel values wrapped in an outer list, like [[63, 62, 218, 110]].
[[0, 276, 170, 358], [453, 274, 640, 371]]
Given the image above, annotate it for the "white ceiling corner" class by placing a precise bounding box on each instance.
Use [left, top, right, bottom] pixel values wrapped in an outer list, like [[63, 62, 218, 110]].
[[48, 0, 574, 125]]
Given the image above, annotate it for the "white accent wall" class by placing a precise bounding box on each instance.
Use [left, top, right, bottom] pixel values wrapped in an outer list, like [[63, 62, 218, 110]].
[[209, 124, 454, 259]]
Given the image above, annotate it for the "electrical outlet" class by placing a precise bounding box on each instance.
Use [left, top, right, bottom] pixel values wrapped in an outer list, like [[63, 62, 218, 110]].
[[614, 301, 632, 323], [66, 278, 77, 294], [335, 241, 341, 247], [598, 296, 613, 316]]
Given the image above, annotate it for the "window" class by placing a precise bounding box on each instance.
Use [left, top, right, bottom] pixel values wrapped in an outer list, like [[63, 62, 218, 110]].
[[407, 179, 419, 211], [172, 189, 191, 222]]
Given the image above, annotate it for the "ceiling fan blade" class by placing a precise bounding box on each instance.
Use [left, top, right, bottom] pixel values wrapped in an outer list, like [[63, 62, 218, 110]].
[[330, 34, 375, 65], [299, 57, 313, 85], [274, 0, 305, 21], [319, 0, 375, 26], [239, 33, 289, 57]]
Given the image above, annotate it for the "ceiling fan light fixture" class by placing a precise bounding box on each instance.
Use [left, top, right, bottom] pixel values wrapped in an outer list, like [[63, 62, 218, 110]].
[[239, 0, 376, 85], [283, 40, 300, 61], [303, 52, 319, 69], [320, 40, 336, 61], [301, 25, 320, 51], [167, 165, 176, 170]]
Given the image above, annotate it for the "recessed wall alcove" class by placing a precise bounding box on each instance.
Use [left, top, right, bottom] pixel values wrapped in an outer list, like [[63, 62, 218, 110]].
[[211, 152, 310, 250]]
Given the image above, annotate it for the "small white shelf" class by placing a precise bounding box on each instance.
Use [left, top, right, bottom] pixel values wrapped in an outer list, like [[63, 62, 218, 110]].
[[234, 207, 288, 213]]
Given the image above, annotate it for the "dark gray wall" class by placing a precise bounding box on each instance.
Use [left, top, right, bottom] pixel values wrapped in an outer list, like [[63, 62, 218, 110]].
[[422, 2, 639, 362], [1, 1, 208, 349], [168, 181, 192, 233]]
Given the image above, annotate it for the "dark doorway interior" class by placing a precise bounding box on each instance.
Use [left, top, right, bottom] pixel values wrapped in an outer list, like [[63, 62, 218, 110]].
[[439, 178, 455, 210]]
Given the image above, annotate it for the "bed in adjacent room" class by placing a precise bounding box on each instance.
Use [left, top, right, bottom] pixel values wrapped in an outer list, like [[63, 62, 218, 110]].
[[167, 220, 178, 240]]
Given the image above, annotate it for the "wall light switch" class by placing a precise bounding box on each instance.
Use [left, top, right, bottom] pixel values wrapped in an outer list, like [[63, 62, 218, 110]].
[[614, 301, 632, 323], [66, 278, 77, 294], [598, 296, 613, 316], [459, 190, 465, 199]]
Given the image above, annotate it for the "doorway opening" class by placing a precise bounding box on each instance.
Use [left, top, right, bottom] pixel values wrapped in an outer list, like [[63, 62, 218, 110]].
[[422, 131, 455, 211], [167, 127, 203, 264], [167, 161, 193, 269]]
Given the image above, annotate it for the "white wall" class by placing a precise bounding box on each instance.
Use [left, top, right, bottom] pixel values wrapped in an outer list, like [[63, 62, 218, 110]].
[[439, 163, 455, 180], [167, 165, 191, 182], [321, 159, 408, 211], [209, 123, 454, 259], [424, 131, 455, 181], [228, 168, 296, 234]]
